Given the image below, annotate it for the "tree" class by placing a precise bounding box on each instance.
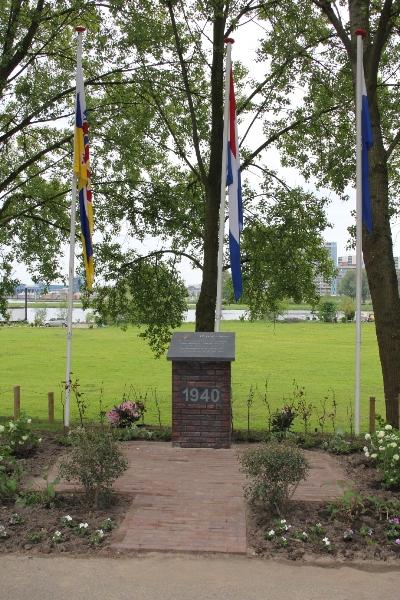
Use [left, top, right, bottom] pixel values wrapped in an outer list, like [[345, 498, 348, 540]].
[[254, 1, 400, 425], [0, 0, 334, 354], [338, 269, 370, 302], [317, 300, 337, 323], [339, 295, 356, 322]]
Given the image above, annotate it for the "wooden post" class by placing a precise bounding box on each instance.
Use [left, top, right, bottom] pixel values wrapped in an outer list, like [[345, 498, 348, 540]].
[[48, 392, 54, 423], [369, 396, 376, 434], [13, 386, 20, 420]]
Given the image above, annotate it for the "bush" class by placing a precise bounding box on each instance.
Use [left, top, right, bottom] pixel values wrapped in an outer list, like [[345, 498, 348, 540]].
[[363, 425, 400, 488], [317, 300, 337, 323], [107, 401, 145, 428], [239, 442, 309, 515], [0, 445, 23, 502], [59, 427, 128, 507], [0, 415, 41, 457], [270, 405, 296, 435]]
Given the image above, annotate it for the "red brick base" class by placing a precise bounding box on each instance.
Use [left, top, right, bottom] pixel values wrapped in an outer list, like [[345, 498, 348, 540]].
[[171, 361, 232, 448]]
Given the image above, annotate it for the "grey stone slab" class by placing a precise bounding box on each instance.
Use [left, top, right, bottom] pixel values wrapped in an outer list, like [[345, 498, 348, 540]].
[[167, 332, 235, 362]]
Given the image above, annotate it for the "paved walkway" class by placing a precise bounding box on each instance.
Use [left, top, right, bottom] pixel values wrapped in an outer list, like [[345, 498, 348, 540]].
[[39, 442, 349, 554], [1, 555, 399, 600], [112, 443, 247, 554]]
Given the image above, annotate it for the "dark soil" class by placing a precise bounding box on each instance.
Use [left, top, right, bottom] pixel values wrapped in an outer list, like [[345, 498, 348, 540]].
[[1, 431, 131, 555], [247, 451, 400, 562]]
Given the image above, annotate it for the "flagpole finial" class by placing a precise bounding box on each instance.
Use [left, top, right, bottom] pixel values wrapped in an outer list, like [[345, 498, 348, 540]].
[[354, 28, 367, 38], [224, 38, 235, 44], [76, 26, 86, 33]]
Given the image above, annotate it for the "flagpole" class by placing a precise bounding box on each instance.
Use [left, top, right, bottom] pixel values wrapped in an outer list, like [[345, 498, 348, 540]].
[[216, 38, 234, 333], [354, 28, 365, 435], [65, 26, 85, 430]]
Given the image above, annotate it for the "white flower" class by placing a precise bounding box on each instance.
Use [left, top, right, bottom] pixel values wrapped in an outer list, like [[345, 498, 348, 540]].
[[393, 454, 399, 461], [391, 442, 398, 448], [268, 529, 275, 536], [280, 519, 287, 524], [96, 529, 104, 538], [371, 453, 377, 459], [8, 422, 16, 431], [38, 438, 42, 443], [21, 435, 28, 441], [27, 418, 32, 424], [322, 537, 330, 546], [365, 433, 371, 440], [379, 446, 385, 451], [377, 431, 385, 439], [54, 530, 61, 537], [0, 425, 4, 433], [365, 451, 370, 457], [363, 446, 369, 453], [79, 522, 88, 529], [302, 532, 308, 538], [316, 523, 322, 528], [64, 515, 72, 522], [385, 424, 393, 431], [281, 536, 287, 542]]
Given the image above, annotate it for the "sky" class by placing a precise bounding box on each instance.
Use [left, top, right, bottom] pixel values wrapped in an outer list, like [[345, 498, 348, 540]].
[[11, 15, 400, 287]]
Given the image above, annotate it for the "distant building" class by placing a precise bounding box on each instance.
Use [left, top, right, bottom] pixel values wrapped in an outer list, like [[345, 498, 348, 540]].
[[315, 242, 337, 296], [187, 284, 201, 301]]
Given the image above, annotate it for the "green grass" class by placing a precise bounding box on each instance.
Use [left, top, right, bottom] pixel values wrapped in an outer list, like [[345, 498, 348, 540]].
[[0, 322, 383, 431]]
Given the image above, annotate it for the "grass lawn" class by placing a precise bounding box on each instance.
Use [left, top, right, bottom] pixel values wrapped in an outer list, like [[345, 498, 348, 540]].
[[0, 321, 383, 431]]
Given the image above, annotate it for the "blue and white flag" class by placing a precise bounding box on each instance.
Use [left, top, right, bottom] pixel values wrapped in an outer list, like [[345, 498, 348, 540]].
[[227, 66, 243, 301], [361, 69, 373, 232]]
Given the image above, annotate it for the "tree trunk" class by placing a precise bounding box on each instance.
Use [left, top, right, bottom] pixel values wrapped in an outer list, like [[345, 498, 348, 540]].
[[363, 109, 400, 427], [195, 3, 225, 332], [348, 0, 400, 426]]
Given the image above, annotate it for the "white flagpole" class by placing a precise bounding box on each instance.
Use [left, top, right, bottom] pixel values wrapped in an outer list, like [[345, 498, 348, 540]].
[[215, 38, 234, 332], [354, 29, 365, 435], [65, 26, 85, 429]]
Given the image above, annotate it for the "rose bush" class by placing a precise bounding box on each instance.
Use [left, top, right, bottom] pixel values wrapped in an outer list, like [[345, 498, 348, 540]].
[[364, 425, 400, 488]]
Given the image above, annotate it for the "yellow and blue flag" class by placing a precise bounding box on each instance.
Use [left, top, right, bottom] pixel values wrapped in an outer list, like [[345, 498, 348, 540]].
[[73, 65, 94, 289]]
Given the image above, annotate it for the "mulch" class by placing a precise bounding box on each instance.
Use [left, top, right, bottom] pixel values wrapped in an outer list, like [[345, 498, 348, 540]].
[[247, 452, 400, 562], [2, 432, 400, 560]]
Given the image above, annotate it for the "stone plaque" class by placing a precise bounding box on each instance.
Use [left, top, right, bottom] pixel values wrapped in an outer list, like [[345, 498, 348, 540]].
[[167, 332, 235, 362]]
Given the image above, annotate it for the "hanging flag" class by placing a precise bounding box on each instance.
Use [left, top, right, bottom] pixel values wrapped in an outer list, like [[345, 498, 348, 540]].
[[227, 66, 243, 301], [361, 67, 373, 233], [74, 60, 94, 289]]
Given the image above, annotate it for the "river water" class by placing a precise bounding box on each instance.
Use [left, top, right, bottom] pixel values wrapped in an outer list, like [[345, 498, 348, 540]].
[[4, 306, 322, 324]]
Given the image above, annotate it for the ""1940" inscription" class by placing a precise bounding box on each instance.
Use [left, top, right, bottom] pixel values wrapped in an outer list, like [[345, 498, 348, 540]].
[[182, 387, 220, 403]]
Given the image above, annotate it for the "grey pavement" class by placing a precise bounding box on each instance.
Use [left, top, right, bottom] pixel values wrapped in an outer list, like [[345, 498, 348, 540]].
[[0, 554, 399, 600]]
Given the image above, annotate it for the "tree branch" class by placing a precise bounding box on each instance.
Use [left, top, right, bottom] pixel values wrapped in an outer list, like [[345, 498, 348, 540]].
[[0, 134, 72, 195], [312, 0, 353, 58], [241, 103, 343, 170], [122, 249, 203, 271], [370, 0, 395, 83], [166, 0, 207, 182]]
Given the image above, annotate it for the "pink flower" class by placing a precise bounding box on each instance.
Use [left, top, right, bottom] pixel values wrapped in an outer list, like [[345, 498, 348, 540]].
[[395, 539, 400, 545], [106, 409, 120, 424]]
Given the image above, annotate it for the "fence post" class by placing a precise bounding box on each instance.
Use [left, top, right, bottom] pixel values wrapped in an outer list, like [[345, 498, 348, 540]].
[[48, 392, 54, 423], [369, 396, 375, 434], [13, 386, 20, 420]]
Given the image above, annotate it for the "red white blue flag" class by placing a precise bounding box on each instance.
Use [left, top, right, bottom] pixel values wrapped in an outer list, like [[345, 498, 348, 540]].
[[226, 66, 243, 301]]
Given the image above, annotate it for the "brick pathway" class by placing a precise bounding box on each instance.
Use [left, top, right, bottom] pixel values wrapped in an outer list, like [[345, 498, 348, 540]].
[[32, 442, 349, 554], [111, 443, 247, 554]]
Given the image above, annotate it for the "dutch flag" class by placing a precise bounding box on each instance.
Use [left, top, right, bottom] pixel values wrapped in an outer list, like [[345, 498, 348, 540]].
[[227, 66, 243, 301], [361, 69, 373, 233]]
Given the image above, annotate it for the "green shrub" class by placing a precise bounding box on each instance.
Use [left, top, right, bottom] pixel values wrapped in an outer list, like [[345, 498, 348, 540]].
[[0, 415, 41, 457], [364, 425, 400, 488], [239, 442, 309, 515], [59, 427, 128, 507], [270, 405, 296, 435], [0, 445, 23, 502]]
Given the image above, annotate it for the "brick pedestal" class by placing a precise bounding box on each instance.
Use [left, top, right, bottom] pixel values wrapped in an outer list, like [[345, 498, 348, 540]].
[[171, 361, 231, 448], [167, 332, 235, 449]]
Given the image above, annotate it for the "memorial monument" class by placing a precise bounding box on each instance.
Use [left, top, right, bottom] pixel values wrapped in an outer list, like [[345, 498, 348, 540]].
[[167, 332, 235, 448]]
